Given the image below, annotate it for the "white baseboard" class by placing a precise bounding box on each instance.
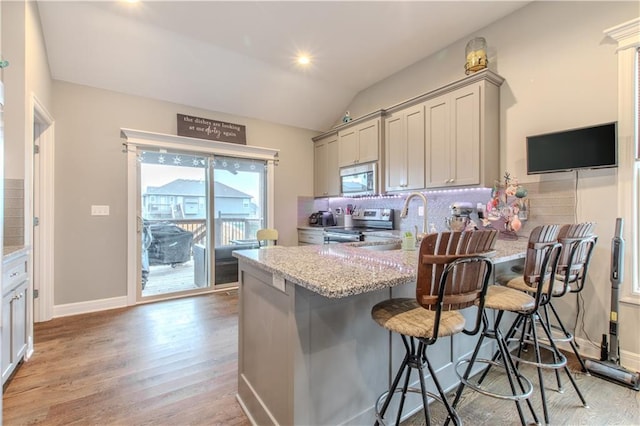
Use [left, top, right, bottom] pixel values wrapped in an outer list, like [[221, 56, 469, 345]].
[[53, 296, 128, 318]]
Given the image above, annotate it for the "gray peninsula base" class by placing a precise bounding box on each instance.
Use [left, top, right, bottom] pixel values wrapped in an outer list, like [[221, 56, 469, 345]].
[[235, 258, 498, 425]]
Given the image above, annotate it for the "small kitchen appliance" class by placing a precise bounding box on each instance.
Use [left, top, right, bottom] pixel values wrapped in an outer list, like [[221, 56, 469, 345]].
[[308, 211, 336, 227], [584, 218, 640, 390], [445, 202, 474, 231], [323, 208, 393, 243]]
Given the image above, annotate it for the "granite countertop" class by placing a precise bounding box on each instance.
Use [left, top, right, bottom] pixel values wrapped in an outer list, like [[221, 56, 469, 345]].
[[3, 245, 30, 263], [234, 237, 528, 299]]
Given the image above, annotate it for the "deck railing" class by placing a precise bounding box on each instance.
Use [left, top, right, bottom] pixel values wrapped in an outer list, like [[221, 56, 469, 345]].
[[146, 217, 262, 246]]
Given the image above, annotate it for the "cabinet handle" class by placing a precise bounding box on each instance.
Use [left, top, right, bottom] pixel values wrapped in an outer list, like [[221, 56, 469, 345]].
[[9, 272, 19, 278]]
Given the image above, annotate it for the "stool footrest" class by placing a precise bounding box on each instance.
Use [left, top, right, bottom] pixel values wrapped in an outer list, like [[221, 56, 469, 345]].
[[544, 323, 574, 343], [507, 339, 567, 370], [455, 359, 534, 401]]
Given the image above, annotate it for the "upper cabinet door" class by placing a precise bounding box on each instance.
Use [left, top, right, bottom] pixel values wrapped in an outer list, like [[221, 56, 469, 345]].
[[356, 119, 379, 165], [338, 127, 358, 167], [385, 104, 424, 192], [425, 96, 451, 188], [425, 84, 481, 188], [314, 138, 329, 197], [338, 118, 380, 167], [450, 84, 481, 187], [385, 113, 405, 191], [314, 134, 339, 197], [326, 136, 340, 196]]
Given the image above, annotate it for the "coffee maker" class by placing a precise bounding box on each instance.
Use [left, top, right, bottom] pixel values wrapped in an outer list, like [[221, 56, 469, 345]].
[[445, 202, 475, 231]]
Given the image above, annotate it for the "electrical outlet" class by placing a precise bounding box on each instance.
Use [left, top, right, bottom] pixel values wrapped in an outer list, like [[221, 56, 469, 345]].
[[91, 205, 110, 216], [418, 206, 424, 216]]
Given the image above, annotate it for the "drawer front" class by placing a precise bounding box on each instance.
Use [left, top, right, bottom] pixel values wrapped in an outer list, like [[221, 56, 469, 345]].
[[3, 255, 28, 294], [298, 230, 325, 245]]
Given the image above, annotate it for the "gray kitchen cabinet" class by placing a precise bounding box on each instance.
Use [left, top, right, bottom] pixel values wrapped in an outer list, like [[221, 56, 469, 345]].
[[298, 228, 325, 245], [384, 103, 425, 191], [424, 75, 502, 189], [2, 253, 29, 384], [338, 117, 380, 167], [313, 133, 340, 197]]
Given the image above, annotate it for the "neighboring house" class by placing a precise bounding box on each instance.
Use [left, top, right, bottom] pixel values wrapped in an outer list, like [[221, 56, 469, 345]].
[[143, 179, 255, 219]]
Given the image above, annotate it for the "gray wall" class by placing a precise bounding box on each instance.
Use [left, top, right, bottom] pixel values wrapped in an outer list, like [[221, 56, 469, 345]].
[[52, 81, 316, 305], [1, 1, 53, 179], [343, 2, 639, 361]]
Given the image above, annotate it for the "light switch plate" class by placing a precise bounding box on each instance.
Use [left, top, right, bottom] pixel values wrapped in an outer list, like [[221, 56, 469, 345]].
[[418, 206, 424, 216], [91, 205, 110, 216]]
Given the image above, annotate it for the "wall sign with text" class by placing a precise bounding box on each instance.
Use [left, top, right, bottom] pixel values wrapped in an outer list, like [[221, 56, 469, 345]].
[[177, 113, 247, 145]]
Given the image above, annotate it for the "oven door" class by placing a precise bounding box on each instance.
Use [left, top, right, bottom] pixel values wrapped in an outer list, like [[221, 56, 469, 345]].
[[323, 231, 364, 244]]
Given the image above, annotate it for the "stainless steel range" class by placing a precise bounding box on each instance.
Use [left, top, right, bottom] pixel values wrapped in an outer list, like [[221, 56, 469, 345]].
[[323, 208, 394, 244]]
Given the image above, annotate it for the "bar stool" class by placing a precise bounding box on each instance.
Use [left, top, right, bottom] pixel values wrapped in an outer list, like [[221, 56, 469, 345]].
[[371, 230, 497, 426], [541, 223, 597, 384], [449, 226, 563, 426], [256, 228, 278, 247], [496, 224, 588, 424]]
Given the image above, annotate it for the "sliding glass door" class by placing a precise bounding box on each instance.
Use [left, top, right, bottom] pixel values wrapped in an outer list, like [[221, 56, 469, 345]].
[[136, 149, 268, 300], [138, 150, 210, 299], [211, 156, 267, 286]]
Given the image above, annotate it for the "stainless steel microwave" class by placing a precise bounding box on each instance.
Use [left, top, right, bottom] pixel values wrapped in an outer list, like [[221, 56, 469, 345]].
[[340, 162, 377, 196]]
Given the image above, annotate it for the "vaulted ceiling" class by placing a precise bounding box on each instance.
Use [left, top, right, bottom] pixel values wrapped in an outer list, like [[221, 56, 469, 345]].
[[37, 1, 530, 131]]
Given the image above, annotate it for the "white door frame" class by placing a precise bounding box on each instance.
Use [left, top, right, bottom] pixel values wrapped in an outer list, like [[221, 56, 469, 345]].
[[31, 95, 55, 324], [122, 128, 278, 305]]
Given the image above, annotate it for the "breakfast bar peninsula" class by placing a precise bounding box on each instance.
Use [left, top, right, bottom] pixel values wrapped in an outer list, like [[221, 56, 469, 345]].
[[233, 239, 526, 425]]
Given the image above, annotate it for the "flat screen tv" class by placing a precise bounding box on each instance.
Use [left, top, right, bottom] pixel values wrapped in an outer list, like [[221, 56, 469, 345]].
[[526, 122, 617, 174]]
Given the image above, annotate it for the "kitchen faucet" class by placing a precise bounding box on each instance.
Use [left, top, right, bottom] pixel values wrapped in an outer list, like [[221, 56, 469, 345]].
[[400, 192, 428, 241]]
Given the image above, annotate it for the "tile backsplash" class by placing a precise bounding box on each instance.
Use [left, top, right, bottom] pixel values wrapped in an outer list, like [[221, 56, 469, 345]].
[[4, 179, 24, 246], [300, 177, 578, 239], [313, 188, 492, 235]]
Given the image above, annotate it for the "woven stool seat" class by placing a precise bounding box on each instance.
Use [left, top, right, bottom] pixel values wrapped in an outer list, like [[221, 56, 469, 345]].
[[372, 298, 465, 339], [484, 285, 535, 312], [500, 273, 565, 296]]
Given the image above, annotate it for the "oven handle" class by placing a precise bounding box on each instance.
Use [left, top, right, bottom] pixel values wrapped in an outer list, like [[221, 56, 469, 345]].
[[323, 232, 364, 243]]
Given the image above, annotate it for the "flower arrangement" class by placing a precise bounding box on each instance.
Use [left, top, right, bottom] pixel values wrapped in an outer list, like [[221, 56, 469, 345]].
[[484, 172, 529, 233]]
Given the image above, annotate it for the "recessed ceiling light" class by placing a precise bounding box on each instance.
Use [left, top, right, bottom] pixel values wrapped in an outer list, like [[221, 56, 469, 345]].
[[297, 55, 311, 66]]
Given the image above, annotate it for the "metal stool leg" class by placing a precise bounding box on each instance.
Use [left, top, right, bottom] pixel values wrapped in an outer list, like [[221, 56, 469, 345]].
[[450, 311, 536, 426], [548, 301, 589, 373], [375, 335, 462, 426], [476, 312, 525, 386], [375, 338, 411, 426], [538, 312, 589, 408], [541, 306, 564, 392]]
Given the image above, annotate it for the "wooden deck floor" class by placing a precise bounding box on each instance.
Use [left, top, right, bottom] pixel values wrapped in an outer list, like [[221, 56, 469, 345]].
[[142, 260, 199, 297]]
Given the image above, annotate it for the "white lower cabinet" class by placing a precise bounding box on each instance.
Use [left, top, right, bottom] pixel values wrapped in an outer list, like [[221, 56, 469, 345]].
[[2, 253, 29, 385]]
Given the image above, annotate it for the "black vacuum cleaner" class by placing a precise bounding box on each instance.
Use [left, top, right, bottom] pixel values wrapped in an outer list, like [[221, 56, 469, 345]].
[[584, 218, 640, 390]]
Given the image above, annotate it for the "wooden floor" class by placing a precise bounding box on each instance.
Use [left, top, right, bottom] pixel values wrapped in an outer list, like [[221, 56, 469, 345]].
[[3, 291, 250, 426], [3, 291, 639, 425]]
